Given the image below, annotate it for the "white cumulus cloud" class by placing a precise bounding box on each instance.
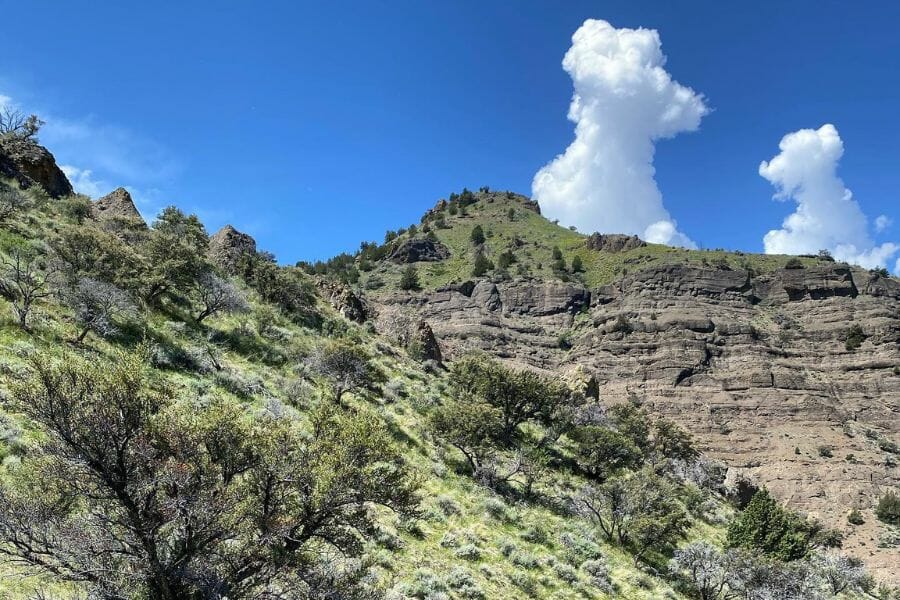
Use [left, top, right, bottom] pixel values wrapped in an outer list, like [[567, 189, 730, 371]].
[[532, 19, 707, 249], [60, 165, 107, 198], [875, 214, 892, 233], [760, 124, 898, 271]]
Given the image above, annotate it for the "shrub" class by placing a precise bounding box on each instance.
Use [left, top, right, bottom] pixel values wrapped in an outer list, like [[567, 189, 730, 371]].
[[399, 265, 421, 291], [454, 543, 482, 560], [436, 495, 461, 516], [0, 184, 28, 221], [472, 250, 493, 277], [818, 445, 833, 458], [497, 250, 515, 269], [307, 339, 384, 405], [784, 257, 805, 269], [845, 324, 866, 351], [447, 566, 484, 599], [0, 348, 419, 600], [483, 497, 509, 521], [193, 271, 249, 323], [470, 225, 485, 245], [553, 562, 579, 583], [510, 550, 539, 569], [580, 558, 612, 592], [63, 277, 136, 343], [571, 255, 583, 273], [848, 508, 865, 525], [726, 488, 840, 561], [876, 491, 900, 526]]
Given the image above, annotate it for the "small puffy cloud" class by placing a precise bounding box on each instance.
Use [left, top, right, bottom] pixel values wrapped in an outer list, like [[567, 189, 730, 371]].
[[532, 19, 706, 248], [875, 214, 892, 233], [760, 124, 898, 271], [60, 165, 107, 198]]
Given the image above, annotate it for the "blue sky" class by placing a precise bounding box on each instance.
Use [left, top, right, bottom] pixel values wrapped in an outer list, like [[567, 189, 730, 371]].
[[2, 1, 899, 268]]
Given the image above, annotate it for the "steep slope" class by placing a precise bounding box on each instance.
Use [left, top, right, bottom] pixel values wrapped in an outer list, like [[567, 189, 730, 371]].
[[358, 190, 900, 583], [0, 152, 894, 598], [0, 174, 738, 599]]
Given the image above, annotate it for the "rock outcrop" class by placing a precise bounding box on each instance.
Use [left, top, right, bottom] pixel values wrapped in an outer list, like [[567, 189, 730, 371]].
[[317, 281, 371, 323], [372, 263, 900, 581], [208, 225, 257, 274], [93, 187, 145, 225], [389, 238, 450, 263], [0, 138, 73, 198], [410, 319, 442, 362], [585, 233, 646, 253]]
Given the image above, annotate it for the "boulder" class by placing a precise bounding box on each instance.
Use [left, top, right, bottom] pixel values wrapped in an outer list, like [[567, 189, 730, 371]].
[[208, 225, 257, 274], [389, 238, 450, 263]]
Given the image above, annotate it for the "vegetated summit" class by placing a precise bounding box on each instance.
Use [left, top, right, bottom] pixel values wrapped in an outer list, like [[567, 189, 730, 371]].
[[0, 125, 897, 600]]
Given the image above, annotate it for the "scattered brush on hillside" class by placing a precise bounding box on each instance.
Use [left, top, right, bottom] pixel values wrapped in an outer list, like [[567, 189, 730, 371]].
[[0, 173, 893, 599]]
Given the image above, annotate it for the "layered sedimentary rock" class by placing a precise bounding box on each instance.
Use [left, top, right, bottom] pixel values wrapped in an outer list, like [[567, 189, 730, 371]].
[[373, 263, 900, 580]]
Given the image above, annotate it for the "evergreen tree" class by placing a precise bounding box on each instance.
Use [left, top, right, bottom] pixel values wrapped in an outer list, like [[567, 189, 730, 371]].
[[399, 265, 420, 291]]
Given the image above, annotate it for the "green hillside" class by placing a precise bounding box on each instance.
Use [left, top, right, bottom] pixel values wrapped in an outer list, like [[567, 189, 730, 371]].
[[304, 188, 829, 293], [0, 177, 887, 600]]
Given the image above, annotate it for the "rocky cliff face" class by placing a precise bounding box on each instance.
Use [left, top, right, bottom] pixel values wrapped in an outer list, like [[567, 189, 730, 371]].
[[372, 263, 900, 580], [0, 138, 73, 198]]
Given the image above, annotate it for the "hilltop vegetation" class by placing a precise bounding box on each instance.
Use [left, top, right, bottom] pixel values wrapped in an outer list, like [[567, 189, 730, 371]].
[[300, 188, 829, 293], [0, 129, 896, 598]]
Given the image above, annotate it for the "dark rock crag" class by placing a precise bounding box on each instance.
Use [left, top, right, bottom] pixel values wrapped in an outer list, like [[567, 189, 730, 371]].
[[0, 138, 73, 198]]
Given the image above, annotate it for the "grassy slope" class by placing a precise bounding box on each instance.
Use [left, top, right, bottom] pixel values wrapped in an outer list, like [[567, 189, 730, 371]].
[[359, 190, 824, 293], [0, 185, 740, 600], [0, 185, 873, 599]]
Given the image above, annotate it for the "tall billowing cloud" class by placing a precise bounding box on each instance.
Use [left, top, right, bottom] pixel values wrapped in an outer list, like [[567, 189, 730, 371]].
[[532, 19, 707, 248], [760, 124, 898, 270]]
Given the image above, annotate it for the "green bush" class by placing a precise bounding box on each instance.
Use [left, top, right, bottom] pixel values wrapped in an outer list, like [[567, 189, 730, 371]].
[[845, 324, 866, 351], [472, 250, 493, 277], [726, 488, 840, 561], [470, 225, 485, 245], [571, 255, 583, 273], [399, 265, 421, 290], [875, 491, 900, 526]]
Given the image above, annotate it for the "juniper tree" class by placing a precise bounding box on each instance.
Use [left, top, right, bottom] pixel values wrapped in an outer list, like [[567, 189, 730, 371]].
[[399, 265, 420, 291]]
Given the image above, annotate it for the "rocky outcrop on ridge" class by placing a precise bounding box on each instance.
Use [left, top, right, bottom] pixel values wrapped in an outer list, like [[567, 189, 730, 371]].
[[389, 238, 451, 263], [372, 262, 900, 581], [93, 187, 145, 224], [585, 233, 646, 253], [208, 225, 257, 274], [0, 138, 73, 198]]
